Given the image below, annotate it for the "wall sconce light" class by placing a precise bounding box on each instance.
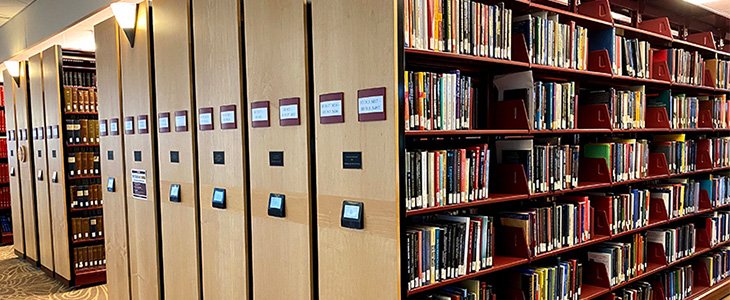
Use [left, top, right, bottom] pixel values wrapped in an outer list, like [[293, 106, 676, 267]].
[[111, 2, 139, 47], [4, 61, 20, 85]]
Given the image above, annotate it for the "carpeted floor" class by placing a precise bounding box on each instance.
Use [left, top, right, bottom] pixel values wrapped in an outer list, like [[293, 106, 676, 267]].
[[0, 246, 107, 300]]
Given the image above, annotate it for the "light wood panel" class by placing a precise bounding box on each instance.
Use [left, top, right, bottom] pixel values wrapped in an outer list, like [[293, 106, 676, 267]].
[[95, 19, 131, 300], [152, 0, 201, 299], [41, 45, 71, 282], [15, 61, 40, 263], [28, 53, 54, 273], [243, 0, 313, 299], [4, 71, 24, 255], [118, 3, 161, 299], [311, 0, 401, 299], [191, 0, 248, 298]]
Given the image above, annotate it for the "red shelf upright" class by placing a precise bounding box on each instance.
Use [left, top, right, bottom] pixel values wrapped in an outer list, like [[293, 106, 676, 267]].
[[583, 260, 612, 288], [645, 107, 671, 129], [648, 153, 671, 177], [492, 100, 531, 130], [578, 104, 612, 129], [579, 158, 612, 185], [649, 196, 670, 224], [697, 139, 713, 170], [587, 50, 614, 75], [495, 226, 531, 259], [686, 32, 717, 50], [698, 101, 714, 129], [705, 69, 716, 88], [576, 0, 613, 23], [638, 17, 673, 39], [495, 164, 532, 195], [512, 33, 530, 63]]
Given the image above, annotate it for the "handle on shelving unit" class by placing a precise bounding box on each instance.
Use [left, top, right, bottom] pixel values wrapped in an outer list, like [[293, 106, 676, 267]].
[[649, 196, 670, 224], [648, 153, 670, 177], [638, 17, 673, 38], [577, 0, 613, 23], [687, 32, 717, 50], [493, 100, 530, 130], [645, 107, 671, 129]]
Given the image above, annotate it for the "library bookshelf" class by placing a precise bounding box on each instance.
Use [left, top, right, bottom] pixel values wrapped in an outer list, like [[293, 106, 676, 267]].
[[313, 0, 730, 299]]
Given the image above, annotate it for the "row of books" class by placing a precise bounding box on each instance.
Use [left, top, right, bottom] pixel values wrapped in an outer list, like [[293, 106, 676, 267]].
[[617, 36, 651, 79], [0, 187, 9, 208], [404, 1, 513, 59], [699, 247, 730, 286], [514, 11, 589, 70], [0, 164, 8, 184], [532, 80, 577, 131], [0, 215, 10, 233], [406, 215, 493, 290], [587, 233, 648, 286], [656, 265, 693, 300], [592, 189, 650, 235], [704, 174, 730, 208], [703, 210, 730, 250], [71, 216, 103, 241], [611, 281, 653, 300], [713, 137, 730, 169], [405, 145, 489, 210], [417, 279, 494, 300], [647, 92, 699, 130], [62, 70, 96, 88], [70, 184, 103, 209], [704, 95, 730, 129], [664, 48, 704, 86], [67, 151, 100, 177], [582, 86, 646, 130], [647, 224, 696, 264], [494, 138, 579, 194], [0, 110, 5, 133], [63, 86, 98, 113], [584, 139, 649, 183], [652, 135, 697, 174], [652, 179, 701, 219], [506, 258, 583, 300], [499, 197, 592, 257], [65, 119, 100, 144], [706, 58, 730, 90], [405, 70, 473, 131], [0, 139, 7, 158], [73, 245, 105, 270]]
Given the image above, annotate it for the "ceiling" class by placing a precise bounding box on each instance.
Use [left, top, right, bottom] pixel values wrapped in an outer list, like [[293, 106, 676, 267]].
[[0, 0, 32, 27], [702, 1, 730, 17]]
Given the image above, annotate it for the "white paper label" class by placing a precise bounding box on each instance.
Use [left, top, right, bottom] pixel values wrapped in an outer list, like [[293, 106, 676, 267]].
[[131, 169, 147, 200], [279, 104, 299, 120], [270, 195, 283, 209], [221, 110, 236, 124], [125, 120, 133, 131], [343, 205, 360, 219], [175, 115, 187, 128], [251, 107, 269, 122], [138, 119, 148, 130], [110, 122, 118, 133], [320, 100, 343, 117], [99, 123, 107, 135], [358, 95, 384, 114], [159, 116, 169, 129], [199, 113, 212, 125]]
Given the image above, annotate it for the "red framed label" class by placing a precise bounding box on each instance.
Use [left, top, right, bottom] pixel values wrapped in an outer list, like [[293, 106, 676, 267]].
[[199, 107, 214, 131], [175, 110, 188, 132], [279, 97, 301, 126], [100, 119, 108, 136], [138, 115, 149, 134], [251, 101, 270, 128], [110, 118, 120, 136], [357, 87, 386, 122], [320, 92, 345, 124], [220, 105, 237, 130], [124, 116, 135, 135], [158, 112, 171, 133]]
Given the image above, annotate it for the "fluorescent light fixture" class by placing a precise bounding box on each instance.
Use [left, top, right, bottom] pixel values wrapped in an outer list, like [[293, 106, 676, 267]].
[[111, 2, 139, 47], [684, 0, 719, 4], [4, 61, 19, 85]]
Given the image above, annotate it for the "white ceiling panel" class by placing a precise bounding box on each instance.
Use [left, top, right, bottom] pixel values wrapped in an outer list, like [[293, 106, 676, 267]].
[[0, 0, 32, 26]]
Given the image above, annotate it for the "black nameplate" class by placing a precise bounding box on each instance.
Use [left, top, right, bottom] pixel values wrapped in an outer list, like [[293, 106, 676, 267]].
[[212, 187, 226, 209], [52, 150, 57, 158], [269, 151, 284, 167], [213, 151, 225, 165], [107, 177, 115, 192], [341, 201, 364, 229], [107, 150, 114, 160], [267, 193, 285, 218], [170, 151, 180, 163], [134, 151, 142, 162], [169, 184, 181, 202], [38, 150, 42, 158], [343, 152, 362, 169]]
